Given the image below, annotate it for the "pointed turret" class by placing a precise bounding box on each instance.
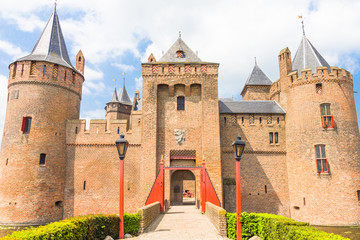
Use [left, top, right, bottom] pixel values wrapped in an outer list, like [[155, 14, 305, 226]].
[[16, 6, 76, 70], [292, 35, 330, 75], [241, 60, 272, 100], [110, 88, 119, 103], [118, 85, 132, 105], [158, 37, 202, 62], [244, 61, 272, 86]]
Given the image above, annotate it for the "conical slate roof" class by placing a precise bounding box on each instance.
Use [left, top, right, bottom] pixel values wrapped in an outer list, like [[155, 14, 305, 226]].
[[244, 62, 272, 86], [292, 35, 330, 75], [118, 85, 132, 105], [109, 88, 119, 103], [158, 37, 202, 62], [16, 7, 75, 70]]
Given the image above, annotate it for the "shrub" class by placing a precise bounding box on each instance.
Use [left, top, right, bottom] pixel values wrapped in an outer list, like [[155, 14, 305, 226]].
[[124, 213, 141, 235], [226, 212, 350, 240], [1, 213, 141, 240]]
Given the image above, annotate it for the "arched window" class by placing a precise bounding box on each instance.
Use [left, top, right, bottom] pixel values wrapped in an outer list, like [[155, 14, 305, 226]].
[[177, 96, 185, 110]]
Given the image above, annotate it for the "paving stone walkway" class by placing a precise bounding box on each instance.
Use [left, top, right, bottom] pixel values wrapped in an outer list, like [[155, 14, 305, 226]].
[[132, 205, 229, 240]]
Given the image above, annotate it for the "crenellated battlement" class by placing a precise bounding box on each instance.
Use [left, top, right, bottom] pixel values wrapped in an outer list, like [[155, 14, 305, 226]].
[[66, 117, 141, 145], [8, 60, 84, 98], [288, 66, 353, 88], [142, 62, 219, 76]]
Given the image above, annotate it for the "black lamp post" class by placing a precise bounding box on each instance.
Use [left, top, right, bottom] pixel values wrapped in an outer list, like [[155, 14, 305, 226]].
[[232, 135, 246, 240], [115, 133, 128, 239]]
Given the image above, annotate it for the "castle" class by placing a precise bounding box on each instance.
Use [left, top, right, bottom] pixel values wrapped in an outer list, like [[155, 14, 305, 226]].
[[1, 7, 360, 227]]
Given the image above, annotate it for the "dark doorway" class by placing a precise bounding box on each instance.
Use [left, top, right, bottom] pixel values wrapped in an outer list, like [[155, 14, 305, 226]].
[[170, 170, 195, 206]]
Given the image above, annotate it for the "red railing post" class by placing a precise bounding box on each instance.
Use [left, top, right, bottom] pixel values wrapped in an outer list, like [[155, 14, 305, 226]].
[[201, 159, 206, 213], [236, 160, 242, 240], [160, 157, 165, 212], [119, 159, 124, 239]]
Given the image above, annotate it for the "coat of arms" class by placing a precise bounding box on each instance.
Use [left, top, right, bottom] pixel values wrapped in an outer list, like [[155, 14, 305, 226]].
[[174, 129, 185, 145]]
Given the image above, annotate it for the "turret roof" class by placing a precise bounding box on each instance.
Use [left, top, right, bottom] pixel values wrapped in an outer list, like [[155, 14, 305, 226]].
[[292, 35, 330, 75], [16, 7, 76, 70], [109, 88, 119, 103], [118, 85, 132, 105], [244, 62, 272, 86], [158, 37, 202, 63]]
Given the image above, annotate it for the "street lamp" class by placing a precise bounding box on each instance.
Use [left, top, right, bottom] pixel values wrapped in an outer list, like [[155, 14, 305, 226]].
[[115, 133, 129, 239], [232, 135, 246, 240]]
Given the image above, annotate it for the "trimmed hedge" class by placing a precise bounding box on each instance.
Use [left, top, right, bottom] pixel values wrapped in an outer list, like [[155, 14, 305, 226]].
[[226, 212, 350, 240], [1, 213, 141, 240]]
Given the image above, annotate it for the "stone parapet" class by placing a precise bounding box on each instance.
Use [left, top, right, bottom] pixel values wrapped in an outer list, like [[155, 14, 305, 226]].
[[138, 202, 161, 233], [205, 202, 227, 236]]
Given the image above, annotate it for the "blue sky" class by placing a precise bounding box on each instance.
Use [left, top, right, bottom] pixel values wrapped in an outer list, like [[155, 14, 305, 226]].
[[1, 0, 360, 144]]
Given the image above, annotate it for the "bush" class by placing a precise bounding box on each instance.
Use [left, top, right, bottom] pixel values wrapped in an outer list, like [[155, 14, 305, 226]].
[[226, 212, 350, 240], [1, 213, 141, 240], [124, 213, 141, 235]]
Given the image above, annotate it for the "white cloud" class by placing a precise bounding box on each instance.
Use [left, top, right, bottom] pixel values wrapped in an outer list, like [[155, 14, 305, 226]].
[[82, 66, 105, 95], [135, 76, 143, 93], [111, 63, 135, 72], [0, 0, 360, 127], [0, 40, 27, 60]]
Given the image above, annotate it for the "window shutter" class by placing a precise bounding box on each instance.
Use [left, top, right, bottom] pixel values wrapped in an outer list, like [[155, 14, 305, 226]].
[[321, 116, 325, 128], [21, 117, 26, 132], [331, 116, 335, 128]]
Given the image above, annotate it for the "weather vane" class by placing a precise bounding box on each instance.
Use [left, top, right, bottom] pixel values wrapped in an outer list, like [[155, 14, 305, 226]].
[[179, 31, 181, 38], [298, 15, 305, 35], [54, 0, 57, 10], [123, 72, 126, 87]]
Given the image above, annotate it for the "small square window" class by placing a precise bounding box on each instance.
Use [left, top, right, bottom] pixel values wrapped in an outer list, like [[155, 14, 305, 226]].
[[274, 132, 278, 144], [269, 133, 273, 144], [177, 96, 185, 110], [39, 153, 46, 165], [21, 117, 32, 133]]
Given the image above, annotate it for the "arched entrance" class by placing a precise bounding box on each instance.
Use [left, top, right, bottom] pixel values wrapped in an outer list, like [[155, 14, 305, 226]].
[[170, 170, 196, 205]]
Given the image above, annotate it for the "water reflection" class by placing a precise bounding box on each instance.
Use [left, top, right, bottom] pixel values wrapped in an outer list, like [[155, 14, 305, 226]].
[[314, 226, 360, 240]]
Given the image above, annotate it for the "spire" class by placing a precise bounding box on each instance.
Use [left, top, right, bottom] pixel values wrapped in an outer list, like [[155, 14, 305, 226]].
[[158, 37, 202, 62], [110, 88, 119, 103], [299, 15, 305, 36], [118, 85, 132, 105], [244, 61, 272, 86], [292, 35, 330, 75], [16, 7, 75, 70]]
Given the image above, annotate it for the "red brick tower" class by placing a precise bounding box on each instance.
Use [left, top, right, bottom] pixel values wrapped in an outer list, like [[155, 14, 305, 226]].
[[279, 33, 360, 225], [0, 7, 84, 225], [141, 37, 222, 207]]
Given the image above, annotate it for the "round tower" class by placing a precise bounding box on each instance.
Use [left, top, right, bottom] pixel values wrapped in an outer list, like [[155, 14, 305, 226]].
[[280, 34, 360, 225], [0, 7, 84, 225]]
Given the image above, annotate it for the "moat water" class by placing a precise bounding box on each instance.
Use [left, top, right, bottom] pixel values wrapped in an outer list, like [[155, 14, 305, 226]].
[[314, 226, 360, 240], [1, 225, 360, 239]]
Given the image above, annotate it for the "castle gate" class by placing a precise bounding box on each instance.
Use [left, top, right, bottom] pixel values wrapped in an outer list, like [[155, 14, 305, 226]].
[[145, 161, 220, 212], [170, 170, 196, 205]]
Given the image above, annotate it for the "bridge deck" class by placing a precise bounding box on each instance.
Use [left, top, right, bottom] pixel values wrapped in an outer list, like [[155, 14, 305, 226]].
[[132, 205, 228, 240]]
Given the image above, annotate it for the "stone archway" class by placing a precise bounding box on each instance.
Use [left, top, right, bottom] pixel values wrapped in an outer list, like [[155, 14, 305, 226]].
[[170, 170, 196, 205]]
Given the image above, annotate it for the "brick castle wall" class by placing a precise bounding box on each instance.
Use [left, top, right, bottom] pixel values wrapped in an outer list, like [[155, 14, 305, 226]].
[[220, 113, 290, 217], [0, 60, 83, 225], [283, 63, 360, 225]]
